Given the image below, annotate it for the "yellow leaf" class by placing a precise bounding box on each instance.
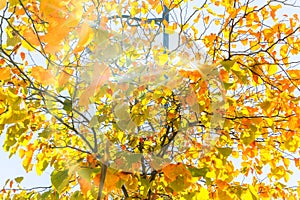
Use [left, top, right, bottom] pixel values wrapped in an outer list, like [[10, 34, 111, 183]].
[[158, 54, 168, 65], [280, 45, 289, 58], [283, 157, 290, 168], [260, 148, 271, 163], [0, 67, 11, 80], [241, 38, 248, 46], [151, 19, 155, 28], [19, 148, 25, 159], [266, 65, 277, 75], [0, 1, 7, 10], [130, 1, 139, 16], [0, 109, 28, 124], [250, 41, 260, 51], [271, 166, 285, 180], [194, 186, 209, 200], [156, 4, 163, 14]]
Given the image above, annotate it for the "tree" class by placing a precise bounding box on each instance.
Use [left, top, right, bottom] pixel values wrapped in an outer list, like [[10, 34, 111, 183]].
[[1, 0, 300, 199]]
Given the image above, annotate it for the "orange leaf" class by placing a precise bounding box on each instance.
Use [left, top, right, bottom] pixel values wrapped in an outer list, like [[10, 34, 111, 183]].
[[79, 64, 110, 107], [270, 4, 282, 20], [31, 66, 54, 85], [241, 38, 248, 46], [294, 14, 299, 21], [78, 177, 91, 196], [23, 28, 40, 46], [74, 22, 94, 53], [93, 173, 100, 186], [0, 67, 11, 81], [100, 16, 108, 28], [94, 169, 120, 192], [287, 70, 300, 79], [162, 163, 191, 182], [20, 52, 25, 61], [58, 68, 73, 87], [0, 58, 4, 65], [294, 158, 300, 168], [78, 87, 93, 107], [9, 180, 13, 188], [22, 146, 34, 172], [104, 169, 120, 192], [204, 16, 210, 24], [91, 63, 110, 87]]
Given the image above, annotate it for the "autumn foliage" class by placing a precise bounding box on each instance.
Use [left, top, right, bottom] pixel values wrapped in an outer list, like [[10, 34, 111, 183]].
[[1, 0, 300, 199]]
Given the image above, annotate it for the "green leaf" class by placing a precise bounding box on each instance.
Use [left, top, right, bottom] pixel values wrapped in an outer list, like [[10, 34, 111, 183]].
[[51, 169, 69, 194], [205, 177, 212, 185], [77, 167, 99, 180], [169, 176, 186, 192], [232, 70, 248, 84], [223, 82, 234, 90], [6, 35, 21, 47], [221, 60, 236, 72], [188, 167, 209, 177], [89, 115, 100, 127], [4, 179, 10, 187], [14, 177, 24, 183], [63, 99, 72, 113], [241, 132, 255, 146], [41, 190, 51, 200], [71, 191, 84, 200], [140, 178, 150, 198], [216, 147, 232, 157], [38, 127, 52, 138]]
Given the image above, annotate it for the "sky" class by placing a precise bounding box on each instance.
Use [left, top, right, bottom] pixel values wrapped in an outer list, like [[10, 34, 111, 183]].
[[0, 137, 52, 189], [1, 0, 300, 194]]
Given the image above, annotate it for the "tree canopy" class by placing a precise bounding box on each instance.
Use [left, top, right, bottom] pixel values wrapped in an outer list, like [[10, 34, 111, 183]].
[[1, 0, 300, 199]]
